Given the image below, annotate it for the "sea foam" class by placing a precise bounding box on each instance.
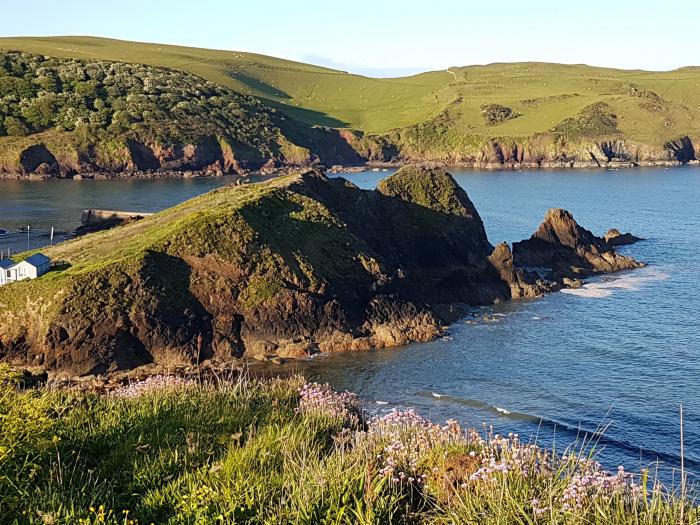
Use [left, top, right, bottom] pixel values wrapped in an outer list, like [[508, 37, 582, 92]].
[[561, 268, 669, 299]]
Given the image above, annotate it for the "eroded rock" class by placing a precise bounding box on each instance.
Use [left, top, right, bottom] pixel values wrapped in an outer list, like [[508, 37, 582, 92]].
[[513, 208, 645, 280], [0, 168, 647, 374]]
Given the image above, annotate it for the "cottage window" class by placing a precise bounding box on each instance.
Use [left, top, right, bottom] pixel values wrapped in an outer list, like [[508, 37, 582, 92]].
[[5, 270, 9, 278]]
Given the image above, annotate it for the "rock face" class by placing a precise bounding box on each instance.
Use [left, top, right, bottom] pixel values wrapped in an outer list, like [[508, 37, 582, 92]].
[[512, 209, 645, 279], [0, 168, 643, 375], [603, 228, 643, 246], [488, 243, 554, 298]]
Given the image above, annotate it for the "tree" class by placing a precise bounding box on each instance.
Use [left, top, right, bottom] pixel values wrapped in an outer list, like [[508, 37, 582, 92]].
[[0, 76, 35, 99], [22, 95, 59, 129], [4, 116, 29, 136]]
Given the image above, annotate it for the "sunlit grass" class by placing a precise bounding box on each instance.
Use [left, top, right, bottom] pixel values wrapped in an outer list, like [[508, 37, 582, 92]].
[[0, 366, 696, 524]]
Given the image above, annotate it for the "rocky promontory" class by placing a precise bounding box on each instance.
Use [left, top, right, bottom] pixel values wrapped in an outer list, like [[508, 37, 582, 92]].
[[0, 167, 643, 375]]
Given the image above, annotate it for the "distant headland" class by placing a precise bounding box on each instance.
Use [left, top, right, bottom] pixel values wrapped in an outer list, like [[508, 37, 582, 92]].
[[0, 37, 698, 179]]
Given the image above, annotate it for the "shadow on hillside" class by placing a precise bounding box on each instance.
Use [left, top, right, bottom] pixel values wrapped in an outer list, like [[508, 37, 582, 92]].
[[232, 71, 293, 100], [268, 99, 348, 128], [239, 178, 510, 312], [230, 69, 349, 128]]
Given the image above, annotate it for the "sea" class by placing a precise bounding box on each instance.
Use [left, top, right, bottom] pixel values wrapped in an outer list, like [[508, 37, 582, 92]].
[[1, 166, 698, 483]]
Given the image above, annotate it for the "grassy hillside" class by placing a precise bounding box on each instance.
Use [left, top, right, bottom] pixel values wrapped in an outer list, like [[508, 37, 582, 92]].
[[0, 36, 451, 132], [2, 36, 700, 146], [1, 371, 696, 523], [0, 168, 512, 374], [0, 36, 699, 172]]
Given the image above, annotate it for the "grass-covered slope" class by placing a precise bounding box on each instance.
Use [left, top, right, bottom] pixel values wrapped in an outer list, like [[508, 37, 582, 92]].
[[0, 372, 696, 524], [0, 36, 451, 132], [1, 36, 699, 169]]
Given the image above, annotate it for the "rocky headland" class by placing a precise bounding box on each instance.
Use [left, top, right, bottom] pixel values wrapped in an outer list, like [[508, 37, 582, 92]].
[[0, 167, 644, 376]]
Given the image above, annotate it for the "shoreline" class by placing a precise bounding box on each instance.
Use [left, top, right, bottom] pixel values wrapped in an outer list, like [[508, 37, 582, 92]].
[[1, 158, 699, 181]]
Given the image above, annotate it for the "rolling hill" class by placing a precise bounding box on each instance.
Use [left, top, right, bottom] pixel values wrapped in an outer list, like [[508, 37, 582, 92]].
[[0, 36, 699, 175]]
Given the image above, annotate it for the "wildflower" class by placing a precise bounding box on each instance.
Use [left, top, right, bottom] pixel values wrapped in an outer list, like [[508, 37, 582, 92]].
[[296, 382, 362, 428], [111, 375, 192, 398]]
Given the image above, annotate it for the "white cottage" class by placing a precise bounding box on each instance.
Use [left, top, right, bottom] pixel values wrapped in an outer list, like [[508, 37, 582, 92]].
[[0, 253, 51, 286]]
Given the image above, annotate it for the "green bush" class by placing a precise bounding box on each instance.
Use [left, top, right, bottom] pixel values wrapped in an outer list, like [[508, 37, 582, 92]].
[[3, 115, 28, 136]]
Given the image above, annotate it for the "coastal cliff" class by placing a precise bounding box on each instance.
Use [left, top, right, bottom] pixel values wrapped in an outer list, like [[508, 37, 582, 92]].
[[0, 50, 699, 179], [0, 167, 643, 375]]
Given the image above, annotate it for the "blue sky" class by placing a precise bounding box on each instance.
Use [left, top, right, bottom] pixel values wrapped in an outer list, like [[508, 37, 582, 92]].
[[1, 0, 697, 76]]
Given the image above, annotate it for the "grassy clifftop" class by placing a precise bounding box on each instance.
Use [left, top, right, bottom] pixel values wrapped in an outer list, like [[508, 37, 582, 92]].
[[0, 37, 698, 171], [1, 167, 527, 375], [0, 372, 695, 523], [2, 36, 700, 146]]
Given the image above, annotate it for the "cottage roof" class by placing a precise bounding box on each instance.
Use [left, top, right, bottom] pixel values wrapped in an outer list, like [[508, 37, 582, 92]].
[[0, 259, 15, 270], [24, 253, 50, 268]]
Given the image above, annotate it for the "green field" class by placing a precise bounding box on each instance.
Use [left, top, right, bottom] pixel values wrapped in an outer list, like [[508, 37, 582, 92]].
[[2, 36, 700, 145]]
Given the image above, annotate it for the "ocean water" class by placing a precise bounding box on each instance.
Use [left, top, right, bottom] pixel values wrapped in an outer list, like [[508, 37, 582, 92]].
[[298, 166, 699, 483], [0, 176, 243, 253], [1, 167, 698, 482]]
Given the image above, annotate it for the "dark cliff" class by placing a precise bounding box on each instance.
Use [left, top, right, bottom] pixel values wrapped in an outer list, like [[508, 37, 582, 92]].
[[0, 167, 642, 375]]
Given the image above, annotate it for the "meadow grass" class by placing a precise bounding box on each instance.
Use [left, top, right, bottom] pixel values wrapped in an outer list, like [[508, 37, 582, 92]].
[[0, 364, 697, 524], [2, 36, 700, 143]]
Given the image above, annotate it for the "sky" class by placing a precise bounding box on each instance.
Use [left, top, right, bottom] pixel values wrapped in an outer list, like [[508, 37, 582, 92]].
[[1, 0, 697, 77]]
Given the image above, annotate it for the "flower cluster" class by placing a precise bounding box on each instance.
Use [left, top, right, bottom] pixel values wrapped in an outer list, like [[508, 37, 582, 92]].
[[296, 382, 361, 428], [469, 432, 550, 483], [111, 375, 192, 399], [293, 384, 648, 519], [366, 409, 464, 486], [561, 464, 637, 512]]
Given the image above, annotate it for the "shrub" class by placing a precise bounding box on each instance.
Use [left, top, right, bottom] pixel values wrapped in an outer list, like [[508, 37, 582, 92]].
[[3, 115, 28, 136], [481, 103, 519, 125]]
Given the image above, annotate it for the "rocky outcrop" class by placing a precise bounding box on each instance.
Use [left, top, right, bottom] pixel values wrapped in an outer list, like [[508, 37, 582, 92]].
[[0, 168, 645, 375], [664, 137, 696, 163], [488, 243, 554, 298], [379, 125, 700, 169], [19, 144, 59, 177], [603, 228, 643, 246], [512, 209, 645, 280]]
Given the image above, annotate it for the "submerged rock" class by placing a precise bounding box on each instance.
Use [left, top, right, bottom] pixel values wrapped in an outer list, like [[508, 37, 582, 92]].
[[512, 208, 645, 281]]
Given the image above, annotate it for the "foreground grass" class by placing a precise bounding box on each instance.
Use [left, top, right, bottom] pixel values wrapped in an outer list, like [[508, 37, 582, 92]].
[[0, 367, 696, 524]]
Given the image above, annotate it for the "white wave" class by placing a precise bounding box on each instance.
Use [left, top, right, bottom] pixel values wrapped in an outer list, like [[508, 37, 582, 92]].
[[495, 406, 511, 414], [561, 268, 669, 299], [375, 400, 389, 405], [432, 392, 444, 398]]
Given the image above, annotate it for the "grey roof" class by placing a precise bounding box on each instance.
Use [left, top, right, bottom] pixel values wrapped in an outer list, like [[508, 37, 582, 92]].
[[0, 259, 15, 269], [24, 253, 50, 268]]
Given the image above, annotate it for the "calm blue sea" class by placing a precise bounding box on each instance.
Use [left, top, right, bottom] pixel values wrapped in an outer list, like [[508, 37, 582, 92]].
[[1, 167, 698, 482]]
